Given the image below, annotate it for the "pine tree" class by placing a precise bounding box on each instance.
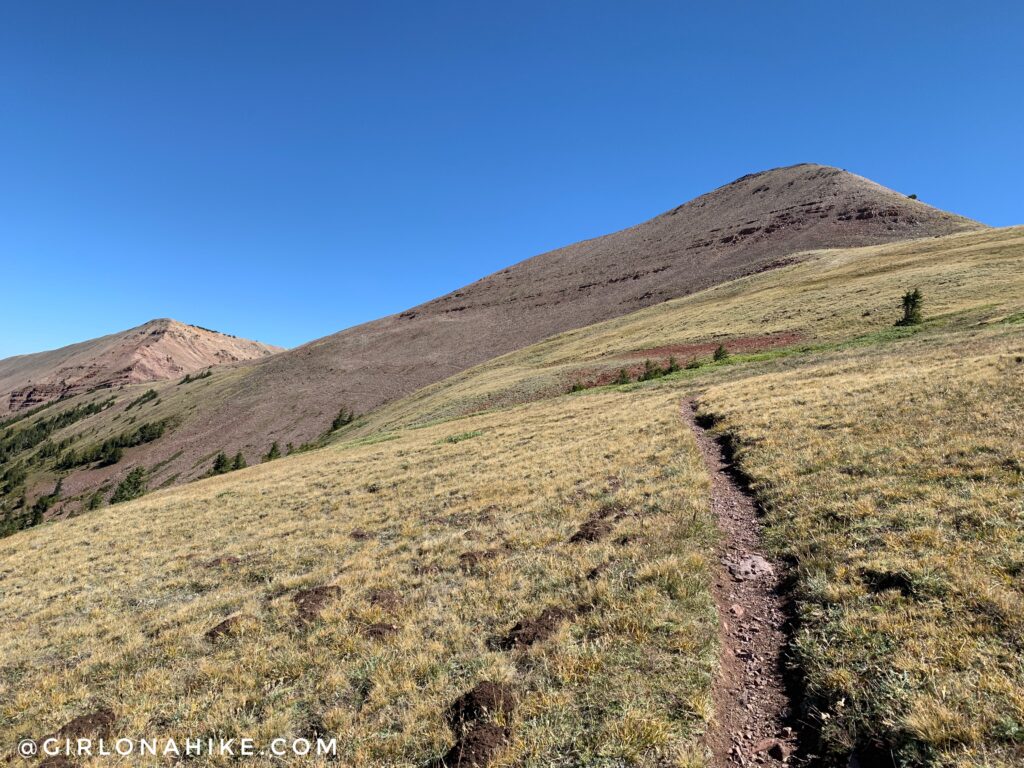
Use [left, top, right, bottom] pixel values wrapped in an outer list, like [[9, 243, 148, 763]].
[[614, 368, 631, 385], [232, 452, 247, 471], [897, 288, 923, 326], [713, 345, 729, 362], [264, 442, 281, 462], [212, 452, 231, 475]]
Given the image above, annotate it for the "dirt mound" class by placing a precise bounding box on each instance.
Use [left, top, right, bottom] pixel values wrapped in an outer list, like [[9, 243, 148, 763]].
[[205, 614, 245, 641], [490, 606, 575, 651], [366, 587, 402, 611], [427, 722, 510, 768], [293, 585, 340, 624], [50, 708, 116, 740], [447, 682, 516, 728]]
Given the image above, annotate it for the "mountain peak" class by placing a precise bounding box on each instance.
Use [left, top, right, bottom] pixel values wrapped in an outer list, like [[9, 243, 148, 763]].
[[0, 321, 282, 414]]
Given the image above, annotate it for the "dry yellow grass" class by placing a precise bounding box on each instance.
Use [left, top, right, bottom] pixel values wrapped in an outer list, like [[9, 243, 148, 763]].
[[700, 328, 1024, 766], [0, 389, 717, 767], [2, 226, 1022, 767]]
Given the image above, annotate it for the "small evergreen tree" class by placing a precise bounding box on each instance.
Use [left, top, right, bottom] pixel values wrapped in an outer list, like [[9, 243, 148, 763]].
[[685, 357, 702, 370], [614, 368, 631, 385], [111, 467, 147, 504], [87, 489, 105, 510], [264, 441, 281, 462], [232, 451, 247, 471], [639, 359, 664, 381], [212, 452, 232, 475], [713, 345, 729, 362], [667, 356, 680, 373], [897, 288, 923, 326], [331, 407, 355, 431]]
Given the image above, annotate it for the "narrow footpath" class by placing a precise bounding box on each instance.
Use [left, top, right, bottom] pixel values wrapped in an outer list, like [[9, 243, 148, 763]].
[[683, 400, 803, 766]]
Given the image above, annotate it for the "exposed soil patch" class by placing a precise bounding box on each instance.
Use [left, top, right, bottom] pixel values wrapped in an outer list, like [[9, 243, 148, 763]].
[[49, 708, 116, 741], [489, 606, 574, 651], [683, 400, 802, 766], [568, 518, 614, 543], [293, 585, 341, 624], [205, 614, 244, 641], [429, 682, 517, 768], [358, 621, 399, 641], [202, 555, 241, 568], [426, 722, 510, 768], [447, 681, 516, 728], [628, 331, 805, 360], [458, 549, 501, 573], [349, 528, 372, 541], [366, 587, 402, 612]]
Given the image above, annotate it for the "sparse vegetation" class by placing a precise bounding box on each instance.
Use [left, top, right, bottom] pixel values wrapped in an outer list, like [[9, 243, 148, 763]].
[[179, 369, 213, 384], [55, 417, 176, 470], [125, 389, 159, 409], [331, 406, 355, 430], [110, 467, 147, 504]]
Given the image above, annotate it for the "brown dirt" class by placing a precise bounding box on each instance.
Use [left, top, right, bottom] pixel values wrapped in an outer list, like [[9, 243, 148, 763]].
[[50, 708, 116, 741], [366, 587, 402, 612], [447, 682, 516, 728], [627, 331, 806, 360], [489, 606, 574, 651], [358, 621, 399, 641], [204, 614, 244, 641], [292, 585, 341, 624], [683, 400, 801, 766], [568, 517, 615, 543], [458, 549, 501, 573], [426, 722, 510, 768]]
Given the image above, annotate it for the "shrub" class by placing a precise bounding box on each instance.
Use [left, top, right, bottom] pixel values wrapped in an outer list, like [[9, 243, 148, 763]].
[[331, 407, 355, 431], [111, 467, 147, 504], [907, 193, 918, 200], [713, 345, 729, 362], [638, 359, 664, 382], [666, 356, 681, 373], [614, 368, 631, 385], [263, 442, 281, 462], [211, 452, 232, 475], [232, 452, 247, 471], [179, 369, 213, 385], [126, 389, 158, 410], [685, 357, 702, 370], [568, 381, 587, 393], [86, 489, 105, 510], [897, 288, 923, 326]]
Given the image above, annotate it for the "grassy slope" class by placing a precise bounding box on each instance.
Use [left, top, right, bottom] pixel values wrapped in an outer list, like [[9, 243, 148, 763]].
[[700, 330, 1024, 766], [0, 389, 717, 767], [1, 227, 1022, 766]]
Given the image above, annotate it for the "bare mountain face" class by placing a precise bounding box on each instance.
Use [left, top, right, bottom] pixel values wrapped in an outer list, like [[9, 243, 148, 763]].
[[0, 319, 282, 414], [184, 164, 981, 445], [2, 164, 984, 517]]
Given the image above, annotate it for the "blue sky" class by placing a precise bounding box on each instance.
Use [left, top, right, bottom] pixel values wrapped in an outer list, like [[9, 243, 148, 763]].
[[1, 1, 1021, 357]]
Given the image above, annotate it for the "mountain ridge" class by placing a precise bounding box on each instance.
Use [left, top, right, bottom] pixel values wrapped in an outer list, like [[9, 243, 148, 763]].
[[0, 319, 282, 414]]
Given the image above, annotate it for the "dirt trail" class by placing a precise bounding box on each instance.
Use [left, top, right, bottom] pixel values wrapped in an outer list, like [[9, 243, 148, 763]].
[[683, 400, 802, 766]]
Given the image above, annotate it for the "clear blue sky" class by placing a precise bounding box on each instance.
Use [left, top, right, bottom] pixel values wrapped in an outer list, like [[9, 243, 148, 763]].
[[2, 1, 1021, 358]]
